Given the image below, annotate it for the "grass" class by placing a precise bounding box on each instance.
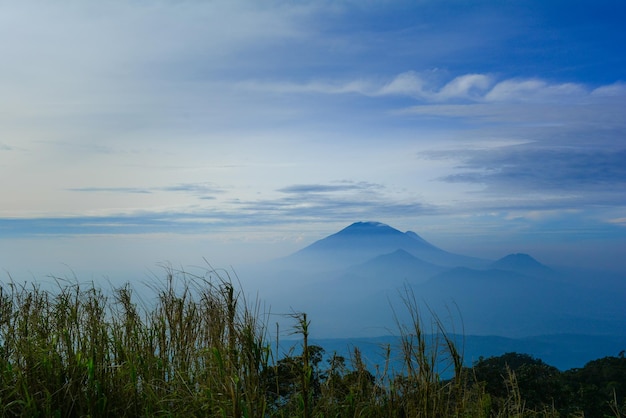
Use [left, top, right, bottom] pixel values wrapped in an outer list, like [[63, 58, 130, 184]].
[[0, 267, 620, 417]]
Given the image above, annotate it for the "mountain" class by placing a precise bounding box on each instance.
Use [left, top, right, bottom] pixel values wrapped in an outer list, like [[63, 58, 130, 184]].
[[490, 253, 554, 277], [279, 221, 487, 271], [243, 221, 626, 340], [348, 249, 444, 284]]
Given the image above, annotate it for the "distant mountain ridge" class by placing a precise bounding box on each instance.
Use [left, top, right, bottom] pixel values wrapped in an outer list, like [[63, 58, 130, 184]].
[[348, 249, 444, 283], [249, 221, 626, 340], [490, 253, 554, 276], [282, 221, 487, 271]]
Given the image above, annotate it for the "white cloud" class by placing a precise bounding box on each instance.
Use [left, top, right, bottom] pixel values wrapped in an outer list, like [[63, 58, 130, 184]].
[[435, 74, 492, 100], [238, 78, 376, 96], [0, 1, 312, 125], [591, 82, 626, 97], [485, 79, 547, 101], [484, 79, 586, 102], [390, 75, 626, 135], [377, 71, 426, 97], [0, 1, 624, 252], [242, 72, 492, 101], [240, 73, 601, 106]]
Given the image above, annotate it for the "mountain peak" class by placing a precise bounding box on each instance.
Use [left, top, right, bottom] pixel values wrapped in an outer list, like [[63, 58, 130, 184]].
[[282, 221, 488, 271], [338, 221, 397, 234], [354, 221, 387, 227], [496, 253, 541, 265], [349, 248, 444, 281], [491, 253, 553, 276]]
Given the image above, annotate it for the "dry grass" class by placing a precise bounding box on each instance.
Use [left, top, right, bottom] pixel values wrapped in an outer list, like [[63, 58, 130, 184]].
[[0, 267, 590, 417]]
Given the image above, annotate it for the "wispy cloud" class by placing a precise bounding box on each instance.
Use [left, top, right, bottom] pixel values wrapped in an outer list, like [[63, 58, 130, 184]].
[[278, 181, 382, 194], [69, 187, 152, 194], [1, 0, 625, 270], [377, 72, 494, 101], [436, 74, 493, 101], [244, 72, 613, 105], [608, 217, 626, 227], [429, 145, 626, 209], [592, 82, 626, 97], [230, 191, 429, 223], [69, 183, 223, 198], [232, 180, 429, 223], [4, 180, 429, 236], [484, 79, 587, 102], [160, 183, 224, 196], [0, 213, 212, 236]]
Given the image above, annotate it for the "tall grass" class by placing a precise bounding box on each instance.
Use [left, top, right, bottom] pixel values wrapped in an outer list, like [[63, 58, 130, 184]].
[[0, 268, 270, 417], [0, 268, 580, 417]]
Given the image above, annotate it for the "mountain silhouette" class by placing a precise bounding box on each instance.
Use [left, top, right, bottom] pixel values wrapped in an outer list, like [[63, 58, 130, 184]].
[[246, 221, 626, 339], [281, 221, 487, 271], [348, 249, 444, 283], [490, 253, 553, 277]]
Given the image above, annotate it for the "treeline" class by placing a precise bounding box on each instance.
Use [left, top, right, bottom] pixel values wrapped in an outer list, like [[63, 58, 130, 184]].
[[0, 270, 624, 417], [470, 351, 626, 416], [269, 342, 626, 417]]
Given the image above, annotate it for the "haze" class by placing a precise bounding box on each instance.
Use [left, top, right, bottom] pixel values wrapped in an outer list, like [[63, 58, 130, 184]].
[[1, 1, 625, 287]]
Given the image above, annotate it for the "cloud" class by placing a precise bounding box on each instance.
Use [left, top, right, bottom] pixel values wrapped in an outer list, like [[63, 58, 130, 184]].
[[608, 217, 626, 227], [375, 72, 492, 101], [436, 74, 493, 100], [398, 79, 626, 147], [230, 193, 429, 223], [69, 183, 224, 198], [4, 180, 429, 236], [484, 79, 586, 102], [69, 187, 152, 194], [160, 183, 224, 195], [377, 71, 427, 97], [432, 145, 626, 208], [1, 1, 624, 248], [0, 200, 427, 237], [278, 182, 382, 194], [241, 72, 610, 106], [240, 180, 428, 222], [240, 71, 437, 99], [237, 79, 376, 97], [0, 1, 316, 148]]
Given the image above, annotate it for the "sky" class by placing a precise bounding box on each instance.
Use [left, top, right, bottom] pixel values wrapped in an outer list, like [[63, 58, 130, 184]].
[[1, 0, 625, 282]]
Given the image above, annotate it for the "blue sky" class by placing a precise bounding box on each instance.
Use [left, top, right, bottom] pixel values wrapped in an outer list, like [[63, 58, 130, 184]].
[[1, 0, 625, 278]]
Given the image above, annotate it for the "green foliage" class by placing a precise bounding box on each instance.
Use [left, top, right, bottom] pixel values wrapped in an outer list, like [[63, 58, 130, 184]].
[[471, 352, 565, 410], [0, 270, 623, 417], [470, 352, 626, 417], [563, 355, 626, 417]]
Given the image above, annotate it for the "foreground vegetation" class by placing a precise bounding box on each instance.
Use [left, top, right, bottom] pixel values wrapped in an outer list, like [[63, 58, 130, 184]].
[[0, 268, 624, 417]]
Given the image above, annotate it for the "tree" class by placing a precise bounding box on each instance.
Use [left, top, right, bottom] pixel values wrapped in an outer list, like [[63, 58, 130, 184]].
[[470, 352, 565, 412], [564, 355, 626, 417], [262, 344, 326, 414]]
